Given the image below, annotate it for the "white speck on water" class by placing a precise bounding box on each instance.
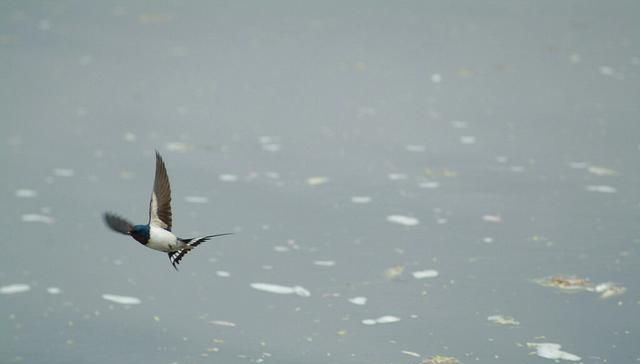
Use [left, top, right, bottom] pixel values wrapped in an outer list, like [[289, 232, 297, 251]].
[[261, 143, 281, 152], [527, 343, 581, 362], [21, 214, 54, 224], [387, 215, 420, 226], [313, 260, 336, 267], [599, 66, 614, 76], [586, 185, 617, 193], [418, 181, 440, 189], [405, 144, 426, 152], [482, 214, 502, 223], [46, 287, 62, 295], [165, 142, 191, 152], [185, 196, 209, 204], [348, 296, 367, 305], [412, 270, 439, 279], [569, 53, 582, 64], [510, 165, 525, 173], [496, 155, 509, 163], [306, 176, 329, 186], [15, 189, 37, 198], [487, 314, 520, 326], [351, 196, 372, 204], [451, 120, 468, 129], [209, 320, 236, 327], [250, 283, 311, 297], [568, 161, 589, 169], [273, 246, 290, 252], [431, 73, 442, 83], [53, 168, 75, 177], [388, 173, 408, 180], [460, 136, 476, 144], [436, 218, 448, 224], [219, 174, 238, 182], [102, 294, 142, 305], [362, 315, 401, 325], [216, 271, 230, 278], [483, 237, 494, 244], [587, 166, 617, 176], [123, 132, 137, 142], [0, 284, 31, 295]]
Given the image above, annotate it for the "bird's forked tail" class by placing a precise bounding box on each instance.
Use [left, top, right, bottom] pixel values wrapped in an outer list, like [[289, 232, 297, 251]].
[[168, 233, 232, 270]]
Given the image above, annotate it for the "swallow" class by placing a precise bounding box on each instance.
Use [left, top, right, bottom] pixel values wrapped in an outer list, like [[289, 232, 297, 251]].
[[104, 151, 231, 270]]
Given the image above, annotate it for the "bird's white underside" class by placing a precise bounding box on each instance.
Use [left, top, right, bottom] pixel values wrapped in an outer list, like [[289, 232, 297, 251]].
[[147, 225, 180, 252]]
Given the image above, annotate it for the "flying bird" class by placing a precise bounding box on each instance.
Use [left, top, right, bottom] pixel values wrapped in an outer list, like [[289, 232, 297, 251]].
[[104, 151, 231, 270]]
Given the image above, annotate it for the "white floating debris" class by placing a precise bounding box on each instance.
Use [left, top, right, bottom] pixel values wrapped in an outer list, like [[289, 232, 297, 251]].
[[593, 282, 626, 299], [487, 315, 520, 326], [569, 53, 581, 64], [401, 350, 421, 358], [123, 132, 137, 142], [482, 214, 502, 223], [165, 142, 191, 152], [53, 168, 75, 177], [250, 283, 311, 297], [451, 120, 467, 129], [460, 136, 476, 144], [496, 155, 509, 163], [306, 176, 329, 186], [418, 181, 440, 189], [46, 287, 62, 295], [261, 143, 281, 152], [102, 294, 142, 305], [569, 161, 589, 169], [351, 196, 372, 204], [599, 66, 614, 76], [216, 271, 230, 278], [431, 73, 442, 83], [412, 270, 439, 279], [405, 144, 426, 152], [587, 166, 617, 176], [15, 189, 37, 198], [313, 260, 336, 267], [184, 196, 209, 204], [586, 185, 617, 193], [527, 342, 581, 362], [209, 320, 237, 327], [387, 215, 420, 226], [219, 174, 238, 182], [483, 237, 494, 244], [258, 135, 277, 144], [348, 296, 367, 305], [0, 284, 31, 295], [388, 173, 408, 180], [362, 315, 401, 325], [21, 214, 54, 224]]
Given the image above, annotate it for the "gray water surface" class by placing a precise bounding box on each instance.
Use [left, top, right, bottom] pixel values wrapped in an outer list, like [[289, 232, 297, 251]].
[[2, 2, 639, 363]]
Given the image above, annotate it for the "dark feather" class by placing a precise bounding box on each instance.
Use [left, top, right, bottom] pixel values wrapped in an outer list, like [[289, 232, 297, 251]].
[[149, 151, 173, 231], [103, 212, 133, 235]]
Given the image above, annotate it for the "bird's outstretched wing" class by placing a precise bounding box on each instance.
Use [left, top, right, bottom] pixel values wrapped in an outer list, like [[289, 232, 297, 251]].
[[104, 212, 134, 234], [149, 151, 172, 231]]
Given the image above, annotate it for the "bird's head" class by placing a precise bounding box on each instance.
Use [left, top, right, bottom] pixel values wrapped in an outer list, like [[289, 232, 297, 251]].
[[129, 224, 150, 245]]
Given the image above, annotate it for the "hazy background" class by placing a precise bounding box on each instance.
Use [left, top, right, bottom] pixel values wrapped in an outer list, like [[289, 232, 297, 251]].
[[1, 1, 639, 363]]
